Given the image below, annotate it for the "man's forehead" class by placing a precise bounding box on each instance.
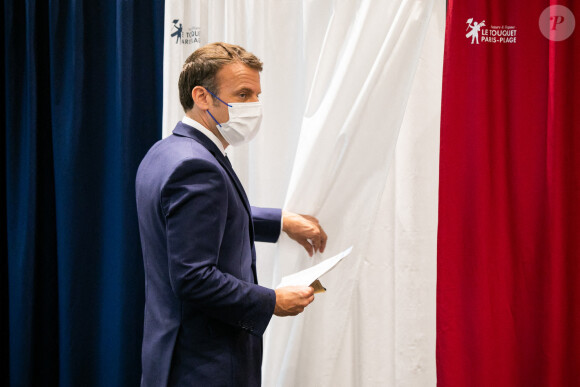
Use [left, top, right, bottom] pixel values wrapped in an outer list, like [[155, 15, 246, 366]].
[[216, 62, 261, 91]]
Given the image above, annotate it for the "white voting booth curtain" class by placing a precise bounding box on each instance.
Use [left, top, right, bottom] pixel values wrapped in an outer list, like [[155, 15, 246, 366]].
[[162, 1, 444, 386]]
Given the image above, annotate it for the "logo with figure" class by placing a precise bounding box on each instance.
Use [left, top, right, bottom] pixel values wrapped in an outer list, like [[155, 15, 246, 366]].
[[171, 19, 183, 44], [169, 19, 201, 45], [466, 18, 486, 44], [464, 17, 518, 45]]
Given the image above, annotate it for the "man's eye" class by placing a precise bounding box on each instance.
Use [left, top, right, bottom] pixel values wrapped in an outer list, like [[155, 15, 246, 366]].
[[239, 93, 247, 99]]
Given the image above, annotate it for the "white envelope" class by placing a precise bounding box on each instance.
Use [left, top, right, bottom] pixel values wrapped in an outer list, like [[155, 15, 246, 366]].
[[277, 246, 353, 293]]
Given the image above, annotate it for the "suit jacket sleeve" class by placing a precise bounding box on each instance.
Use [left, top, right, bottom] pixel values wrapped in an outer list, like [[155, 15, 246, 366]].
[[161, 157, 275, 336], [251, 206, 282, 243]]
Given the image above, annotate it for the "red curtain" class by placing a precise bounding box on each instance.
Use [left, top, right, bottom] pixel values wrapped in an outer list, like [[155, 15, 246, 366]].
[[438, 1, 579, 385]]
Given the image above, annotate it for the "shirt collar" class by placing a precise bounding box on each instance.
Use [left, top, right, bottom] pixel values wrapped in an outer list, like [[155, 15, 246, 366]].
[[181, 116, 228, 156]]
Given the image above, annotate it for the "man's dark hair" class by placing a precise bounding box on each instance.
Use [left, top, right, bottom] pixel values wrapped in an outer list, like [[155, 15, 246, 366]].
[[178, 42, 263, 112]]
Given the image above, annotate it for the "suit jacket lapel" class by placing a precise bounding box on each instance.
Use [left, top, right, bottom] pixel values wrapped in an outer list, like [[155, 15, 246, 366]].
[[217, 156, 252, 215], [173, 122, 253, 222]]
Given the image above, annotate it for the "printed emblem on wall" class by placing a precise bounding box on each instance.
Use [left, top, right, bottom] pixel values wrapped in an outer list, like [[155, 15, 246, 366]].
[[466, 18, 517, 44], [170, 19, 201, 45]]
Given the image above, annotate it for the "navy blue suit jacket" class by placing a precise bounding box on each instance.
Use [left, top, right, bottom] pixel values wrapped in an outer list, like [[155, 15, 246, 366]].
[[136, 121, 281, 386]]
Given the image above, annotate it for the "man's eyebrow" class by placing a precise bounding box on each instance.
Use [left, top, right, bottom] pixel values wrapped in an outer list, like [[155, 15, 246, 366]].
[[236, 87, 254, 93]]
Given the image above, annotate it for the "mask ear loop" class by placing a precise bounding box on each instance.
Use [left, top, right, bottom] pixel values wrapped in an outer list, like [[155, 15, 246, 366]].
[[206, 110, 222, 127], [204, 88, 232, 127], [206, 89, 233, 107]]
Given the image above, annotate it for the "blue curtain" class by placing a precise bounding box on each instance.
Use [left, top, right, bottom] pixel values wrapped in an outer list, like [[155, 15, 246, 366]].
[[4, 1, 165, 385]]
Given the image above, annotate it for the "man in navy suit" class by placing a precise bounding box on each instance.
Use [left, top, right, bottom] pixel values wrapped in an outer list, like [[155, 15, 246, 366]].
[[136, 42, 327, 386]]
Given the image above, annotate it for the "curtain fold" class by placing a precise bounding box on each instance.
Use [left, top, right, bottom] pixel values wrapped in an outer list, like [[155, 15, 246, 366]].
[[438, 1, 580, 385], [5, 1, 164, 385], [1, 3, 7, 384], [263, 2, 440, 386], [5, 1, 59, 385]]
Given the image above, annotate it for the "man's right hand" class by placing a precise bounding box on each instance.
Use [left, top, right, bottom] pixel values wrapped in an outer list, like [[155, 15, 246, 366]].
[[274, 286, 315, 316]]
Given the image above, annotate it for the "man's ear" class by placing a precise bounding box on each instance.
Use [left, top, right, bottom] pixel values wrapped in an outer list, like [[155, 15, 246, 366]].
[[191, 86, 211, 110]]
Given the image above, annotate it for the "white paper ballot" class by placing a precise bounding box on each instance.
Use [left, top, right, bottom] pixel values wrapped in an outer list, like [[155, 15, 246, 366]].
[[277, 246, 353, 292]]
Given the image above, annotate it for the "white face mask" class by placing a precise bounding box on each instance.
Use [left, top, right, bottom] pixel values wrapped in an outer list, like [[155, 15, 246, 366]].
[[206, 90, 263, 146]]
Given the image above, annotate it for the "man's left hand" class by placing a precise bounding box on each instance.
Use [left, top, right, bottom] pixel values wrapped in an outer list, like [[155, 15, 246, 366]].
[[282, 210, 328, 257]]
